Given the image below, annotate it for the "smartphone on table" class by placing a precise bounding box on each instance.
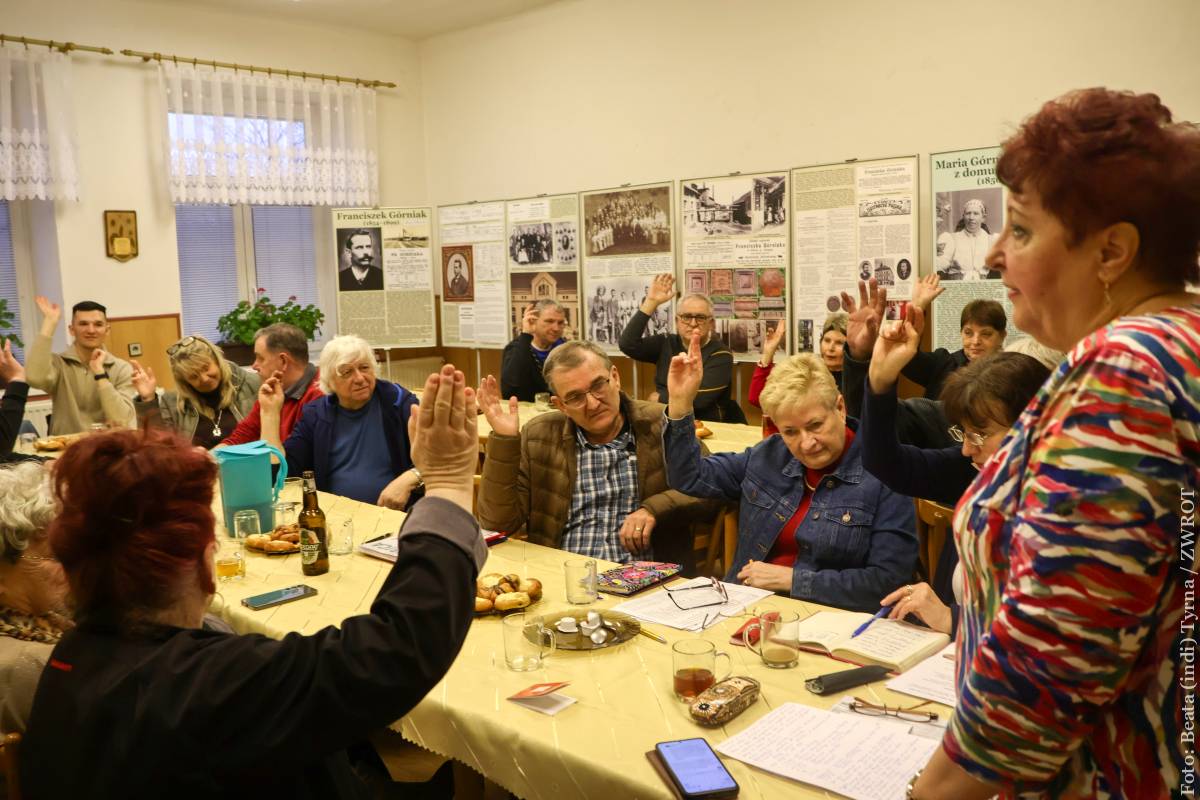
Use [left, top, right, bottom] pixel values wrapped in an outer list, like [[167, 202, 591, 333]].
[[655, 738, 739, 799], [241, 584, 318, 610]]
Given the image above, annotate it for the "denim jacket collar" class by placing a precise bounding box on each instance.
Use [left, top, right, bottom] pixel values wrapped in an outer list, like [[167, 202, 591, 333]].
[[780, 417, 864, 485]]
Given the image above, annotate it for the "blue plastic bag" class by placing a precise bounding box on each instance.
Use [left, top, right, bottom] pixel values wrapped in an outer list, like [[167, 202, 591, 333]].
[[213, 441, 286, 537]]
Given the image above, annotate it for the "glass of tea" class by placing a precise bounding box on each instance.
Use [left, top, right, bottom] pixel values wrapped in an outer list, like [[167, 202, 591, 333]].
[[214, 535, 245, 583], [671, 639, 731, 701], [745, 610, 802, 669]]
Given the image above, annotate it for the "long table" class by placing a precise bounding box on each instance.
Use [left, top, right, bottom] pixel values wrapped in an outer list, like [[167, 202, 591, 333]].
[[211, 487, 951, 799]]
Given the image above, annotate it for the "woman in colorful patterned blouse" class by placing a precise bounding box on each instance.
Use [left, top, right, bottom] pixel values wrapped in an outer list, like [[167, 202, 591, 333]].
[[908, 88, 1200, 799]]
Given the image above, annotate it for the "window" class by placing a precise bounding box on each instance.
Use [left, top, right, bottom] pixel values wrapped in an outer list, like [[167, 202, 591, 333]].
[[175, 204, 325, 346], [0, 201, 26, 361]]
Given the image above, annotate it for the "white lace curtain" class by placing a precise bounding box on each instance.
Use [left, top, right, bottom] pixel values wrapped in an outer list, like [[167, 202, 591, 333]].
[[158, 63, 379, 206], [0, 48, 80, 201]]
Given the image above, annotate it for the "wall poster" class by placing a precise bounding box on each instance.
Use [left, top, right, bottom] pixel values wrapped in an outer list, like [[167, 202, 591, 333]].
[[438, 201, 509, 347], [929, 146, 1021, 350], [505, 194, 582, 340], [790, 156, 918, 355], [580, 182, 676, 354], [681, 171, 790, 361], [332, 206, 436, 347]]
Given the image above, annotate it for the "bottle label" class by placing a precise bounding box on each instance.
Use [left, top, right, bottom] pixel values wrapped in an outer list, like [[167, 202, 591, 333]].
[[300, 528, 319, 565]]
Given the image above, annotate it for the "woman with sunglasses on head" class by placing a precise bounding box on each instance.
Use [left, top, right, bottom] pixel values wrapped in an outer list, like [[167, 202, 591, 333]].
[[131, 335, 261, 449], [908, 88, 1200, 800]]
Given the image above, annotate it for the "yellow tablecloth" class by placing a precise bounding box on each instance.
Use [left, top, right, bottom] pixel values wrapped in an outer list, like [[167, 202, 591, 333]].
[[210, 489, 950, 800]]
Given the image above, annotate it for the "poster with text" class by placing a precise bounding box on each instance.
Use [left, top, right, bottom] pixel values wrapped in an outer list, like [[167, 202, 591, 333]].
[[332, 207, 436, 347], [790, 156, 918, 359], [682, 172, 789, 361], [580, 182, 676, 353], [438, 201, 508, 347], [929, 147, 1021, 350], [506, 194, 582, 339]]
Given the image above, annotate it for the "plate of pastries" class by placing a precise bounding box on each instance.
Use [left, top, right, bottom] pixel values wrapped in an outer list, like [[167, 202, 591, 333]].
[[245, 523, 302, 555], [33, 434, 81, 452], [475, 572, 543, 614], [694, 420, 713, 439]]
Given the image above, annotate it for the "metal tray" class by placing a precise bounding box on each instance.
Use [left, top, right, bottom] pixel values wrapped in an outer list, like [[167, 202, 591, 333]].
[[528, 609, 641, 651]]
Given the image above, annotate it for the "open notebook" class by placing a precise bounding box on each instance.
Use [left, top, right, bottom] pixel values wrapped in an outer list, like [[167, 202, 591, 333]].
[[794, 610, 950, 673]]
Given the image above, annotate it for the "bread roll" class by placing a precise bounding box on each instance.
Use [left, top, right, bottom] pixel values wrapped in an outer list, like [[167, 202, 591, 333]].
[[475, 597, 494, 613], [35, 438, 65, 452], [518, 578, 543, 602], [244, 534, 271, 551], [493, 591, 531, 611], [264, 540, 298, 553], [504, 573, 521, 587], [476, 585, 500, 602], [497, 581, 516, 594]]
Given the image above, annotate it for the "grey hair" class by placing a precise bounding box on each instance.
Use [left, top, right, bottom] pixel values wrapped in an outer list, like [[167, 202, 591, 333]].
[[318, 335, 375, 393], [821, 312, 849, 338], [254, 323, 309, 363], [0, 461, 55, 561], [678, 293, 714, 313], [542, 340, 612, 393], [532, 299, 564, 315]]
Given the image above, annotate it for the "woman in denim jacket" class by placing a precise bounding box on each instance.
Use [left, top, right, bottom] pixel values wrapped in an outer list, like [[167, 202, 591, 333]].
[[663, 336, 916, 612]]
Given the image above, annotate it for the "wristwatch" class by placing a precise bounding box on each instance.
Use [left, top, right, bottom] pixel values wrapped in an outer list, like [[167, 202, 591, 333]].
[[93, 371, 109, 382]]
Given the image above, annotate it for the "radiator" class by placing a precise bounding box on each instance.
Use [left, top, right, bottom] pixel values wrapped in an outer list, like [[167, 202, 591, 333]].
[[384, 356, 445, 389], [22, 396, 52, 437]]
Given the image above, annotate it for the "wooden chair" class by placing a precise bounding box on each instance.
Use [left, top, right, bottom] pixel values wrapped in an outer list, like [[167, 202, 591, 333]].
[[1, 731, 21, 800], [691, 504, 738, 578], [915, 499, 954, 584]]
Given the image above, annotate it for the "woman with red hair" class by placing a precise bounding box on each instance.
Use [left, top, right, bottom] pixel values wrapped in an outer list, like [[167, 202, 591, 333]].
[[909, 89, 1200, 799], [20, 365, 486, 799]]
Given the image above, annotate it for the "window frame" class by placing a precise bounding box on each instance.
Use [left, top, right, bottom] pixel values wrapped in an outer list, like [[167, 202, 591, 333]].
[[2, 200, 38, 357]]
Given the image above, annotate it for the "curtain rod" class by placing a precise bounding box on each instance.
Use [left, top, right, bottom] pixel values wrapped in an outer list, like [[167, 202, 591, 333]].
[[0, 34, 114, 55], [119, 49, 396, 89]]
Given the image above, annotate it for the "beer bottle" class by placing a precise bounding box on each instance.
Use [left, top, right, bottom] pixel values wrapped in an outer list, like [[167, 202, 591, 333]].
[[298, 470, 329, 576]]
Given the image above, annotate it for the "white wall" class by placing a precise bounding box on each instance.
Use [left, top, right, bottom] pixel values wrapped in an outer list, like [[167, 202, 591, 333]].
[[3, 0, 427, 328], [417, 0, 1200, 251]]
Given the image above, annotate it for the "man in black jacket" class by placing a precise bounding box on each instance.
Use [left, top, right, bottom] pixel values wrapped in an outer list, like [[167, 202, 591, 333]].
[[500, 299, 566, 402]]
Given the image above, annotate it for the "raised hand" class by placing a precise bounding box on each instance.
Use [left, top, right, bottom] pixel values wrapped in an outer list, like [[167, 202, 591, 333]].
[[761, 321, 786, 362], [840, 278, 887, 360], [521, 304, 539, 335], [911, 273, 944, 311], [644, 273, 676, 309], [35, 295, 61, 324], [129, 360, 158, 401], [257, 370, 285, 416], [408, 364, 478, 513], [666, 332, 704, 418], [477, 374, 520, 437], [88, 348, 108, 377], [867, 304, 925, 394], [0, 339, 25, 385]]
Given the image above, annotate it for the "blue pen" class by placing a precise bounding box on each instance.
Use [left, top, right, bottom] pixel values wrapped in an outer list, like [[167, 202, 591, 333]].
[[850, 605, 893, 638]]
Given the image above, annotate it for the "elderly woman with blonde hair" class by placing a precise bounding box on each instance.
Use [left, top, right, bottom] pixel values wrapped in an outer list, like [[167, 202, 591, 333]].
[[131, 334, 260, 449], [0, 461, 68, 734], [662, 336, 916, 612], [260, 334, 422, 509]]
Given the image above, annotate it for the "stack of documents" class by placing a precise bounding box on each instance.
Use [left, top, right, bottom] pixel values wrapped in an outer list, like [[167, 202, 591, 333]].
[[885, 642, 957, 706], [716, 703, 940, 800], [610, 578, 773, 631]]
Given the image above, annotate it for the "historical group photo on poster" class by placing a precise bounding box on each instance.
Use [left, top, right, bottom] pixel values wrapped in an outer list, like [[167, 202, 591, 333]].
[[508, 271, 580, 339], [554, 221, 578, 265], [336, 226, 384, 292], [683, 175, 787, 237], [586, 275, 671, 346], [442, 246, 475, 301], [935, 186, 1004, 281], [583, 186, 671, 257], [508, 223, 554, 267]]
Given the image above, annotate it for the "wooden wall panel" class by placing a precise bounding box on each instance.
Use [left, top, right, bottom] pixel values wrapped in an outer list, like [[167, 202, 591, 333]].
[[107, 314, 182, 392]]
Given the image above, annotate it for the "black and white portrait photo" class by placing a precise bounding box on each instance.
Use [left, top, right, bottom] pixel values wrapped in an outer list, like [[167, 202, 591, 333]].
[[509, 223, 554, 267], [442, 246, 474, 302], [896, 258, 913, 281], [336, 227, 384, 292], [554, 221, 578, 266]]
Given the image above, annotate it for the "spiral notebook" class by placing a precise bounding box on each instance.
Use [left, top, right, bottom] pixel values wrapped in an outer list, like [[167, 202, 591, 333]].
[[597, 561, 681, 596]]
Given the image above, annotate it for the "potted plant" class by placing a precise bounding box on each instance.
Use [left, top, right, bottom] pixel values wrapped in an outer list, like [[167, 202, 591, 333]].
[[0, 298, 22, 348], [216, 289, 324, 365]]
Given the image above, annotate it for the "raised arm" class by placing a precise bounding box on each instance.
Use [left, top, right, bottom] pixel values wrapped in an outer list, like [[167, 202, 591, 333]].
[[24, 296, 61, 391], [619, 273, 674, 362]]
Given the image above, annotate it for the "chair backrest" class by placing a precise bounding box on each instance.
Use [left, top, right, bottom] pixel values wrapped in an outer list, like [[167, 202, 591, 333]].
[[1, 731, 22, 800], [915, 498, 954, 584]]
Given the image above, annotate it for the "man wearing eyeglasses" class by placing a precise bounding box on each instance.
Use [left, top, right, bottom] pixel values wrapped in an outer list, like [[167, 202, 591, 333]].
[[477, 340, 717, 568], [500, 300, 567, 402], [618, 274, 743, 423], [26, 296, 136, 434]]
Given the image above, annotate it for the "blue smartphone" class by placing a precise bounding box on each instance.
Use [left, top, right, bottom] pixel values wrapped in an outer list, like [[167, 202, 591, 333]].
[[241, 584, 317, 610], [655, 738, 739, 799]]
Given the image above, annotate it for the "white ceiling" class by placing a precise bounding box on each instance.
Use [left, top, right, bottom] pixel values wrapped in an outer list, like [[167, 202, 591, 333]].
[[138, 0, 561, 40]]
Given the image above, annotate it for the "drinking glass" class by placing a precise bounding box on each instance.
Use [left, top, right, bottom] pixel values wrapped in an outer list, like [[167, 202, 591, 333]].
[[328, 518, 355, 556], [502, 612, 555, 671], [232, 509, 261, 542], [745, 610, 801, 669], [18, 432, 36, 453], [564, 558, 598, 604], [214, 536, 245, 582], [671, 639, 731, 701], [273, 501, 299, 529], [534, 392, 552, 412]]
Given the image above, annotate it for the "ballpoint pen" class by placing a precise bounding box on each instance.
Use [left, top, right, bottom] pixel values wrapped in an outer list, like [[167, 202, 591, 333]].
[[849, 605, 893, 638], [362, 533, 390, 545], [638, 628, 667, 644]]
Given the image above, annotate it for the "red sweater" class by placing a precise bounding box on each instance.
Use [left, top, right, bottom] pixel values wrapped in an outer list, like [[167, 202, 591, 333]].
[[766, 427, 856, 567], [748, 363, 778, 437], [221, 368, 323, 446]]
